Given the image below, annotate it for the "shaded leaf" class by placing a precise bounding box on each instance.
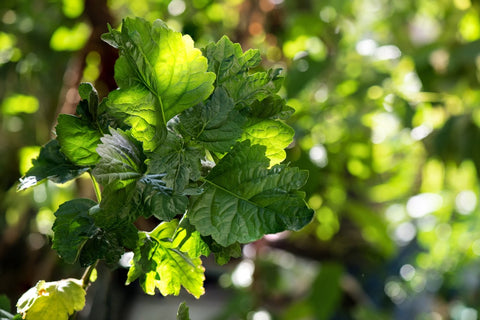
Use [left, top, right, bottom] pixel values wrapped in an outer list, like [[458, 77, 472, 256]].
[[93, 128, 145, 189], [148, 132, 204, 192], [176, 302, 191, 320], [201, 236, 241, 265], [247, 95, 295, 120], [135, 174, 188, 221], [176, 87, 245, 153], [52, 199, 98, 264]]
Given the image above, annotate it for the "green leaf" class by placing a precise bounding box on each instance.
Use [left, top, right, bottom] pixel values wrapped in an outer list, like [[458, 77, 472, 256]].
[[77, 227, 126, 267], [176, 88, 245, 153], [77, 82, 99, 121], [52, 198, 133, 267], [126, 220, 205, 298], [247, 95, 295, 120], [148, 132, 204, 192], [56, 114, 102, 166], [203, 36, 283, 107], [16, 279, 86, 320], [241, 119, 294, 166], [105, 86, 165, 152], [93, 128, 146, 189], [103, 17, 215, 151], [52, 199, 98, 264], [201, 236, 241, 265], [0, 295, 11, 313], [189, 141, 314, 246], [176, 302, 191, 320], [172, 217, 210, 259], [18, 140, 88, 191], [135, 174, 188, 221], [203, 35, 261, 85]]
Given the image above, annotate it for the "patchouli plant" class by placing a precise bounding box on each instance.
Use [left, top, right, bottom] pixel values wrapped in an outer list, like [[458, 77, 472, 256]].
[[12, 17, 313, 320]]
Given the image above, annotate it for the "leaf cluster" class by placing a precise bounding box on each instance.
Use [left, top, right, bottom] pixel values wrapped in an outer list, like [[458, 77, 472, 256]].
[[18, 17, 313, 300]]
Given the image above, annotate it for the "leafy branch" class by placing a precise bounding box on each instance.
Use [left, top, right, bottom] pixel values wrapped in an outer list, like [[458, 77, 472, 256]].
[[13, 17, 313, 319]]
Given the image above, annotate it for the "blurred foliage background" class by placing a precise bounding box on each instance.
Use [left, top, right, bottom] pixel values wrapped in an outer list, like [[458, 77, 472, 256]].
[[2, 0, 480, 319]]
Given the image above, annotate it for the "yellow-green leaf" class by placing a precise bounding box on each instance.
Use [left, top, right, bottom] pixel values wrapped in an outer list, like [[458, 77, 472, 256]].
[[16, 279, 86, 320]]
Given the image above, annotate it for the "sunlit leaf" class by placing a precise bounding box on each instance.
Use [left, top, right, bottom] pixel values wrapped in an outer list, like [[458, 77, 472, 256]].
[[16, 279, 85, 320]]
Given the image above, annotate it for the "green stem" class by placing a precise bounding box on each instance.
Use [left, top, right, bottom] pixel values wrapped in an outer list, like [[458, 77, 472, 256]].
[[89, 171, 102, 202], [81, 260, 99, 290]]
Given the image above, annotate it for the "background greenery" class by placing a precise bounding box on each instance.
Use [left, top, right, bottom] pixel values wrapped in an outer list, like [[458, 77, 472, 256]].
[[2, 0, 480, 319]]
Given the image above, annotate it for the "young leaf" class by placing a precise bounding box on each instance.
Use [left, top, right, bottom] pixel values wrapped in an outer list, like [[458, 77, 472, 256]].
[[18, 140, 88, 191], [189, 141, 314, 246], [203, 36, 283, 108], [93, 128, 146, 189], [103, 17, 215, 151], [126, 220, 205, 298], [148, 132, 204, 192], [176, 87, 245, 153], [51, 199, 98, 264], [176, 302, 191, 320], [16, 279, 85, 320], [202, 35, 261, 85], [56, 114, 102, 166]]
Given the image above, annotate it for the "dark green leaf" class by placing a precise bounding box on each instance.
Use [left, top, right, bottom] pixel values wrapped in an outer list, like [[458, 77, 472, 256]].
[[189, 141, 314, 246], [148, 132, 204, 192], [77, 82, 99, 121], [78, 227, 126, 267], [103, 17, 215, 151], [56, 114, 102, 166], [247, 95, 295, 120], [201, 236, 241, 265], [52, 199, 98, 264], [135, 174, 188, 221], [176, 88, 245, 153], [176, 302, 190, 320], [18, 140, 88, 191], [93, 128, 145, 189], [0, 296, 10, 314], [126, 220, 205, 298]]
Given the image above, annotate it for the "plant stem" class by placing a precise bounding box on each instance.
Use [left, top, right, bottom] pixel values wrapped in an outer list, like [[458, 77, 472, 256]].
[[81, 260, 99, 290], [82, 172, 102, 290], [89, 171, 102, 202]]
